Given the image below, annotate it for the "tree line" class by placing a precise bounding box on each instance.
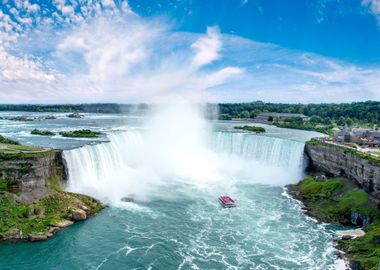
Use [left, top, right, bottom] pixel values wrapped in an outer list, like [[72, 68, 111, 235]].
[[217, 101, 380, 127]]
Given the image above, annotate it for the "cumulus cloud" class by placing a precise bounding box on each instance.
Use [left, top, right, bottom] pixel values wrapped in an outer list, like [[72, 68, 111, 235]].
[[50, 17, 243, 103], [0, 47, 55, 82], [362, 0, 380, 23], [0, 0, 378, 103]]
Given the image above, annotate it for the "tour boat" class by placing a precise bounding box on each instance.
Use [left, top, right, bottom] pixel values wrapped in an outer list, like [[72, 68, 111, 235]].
[[219, 195, 236, 208]]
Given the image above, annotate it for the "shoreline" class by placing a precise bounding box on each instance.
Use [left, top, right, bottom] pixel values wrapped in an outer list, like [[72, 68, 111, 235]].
[[285, 172, 380, 269], [284, 187, 351, 269], [0, 191, 104, 243]]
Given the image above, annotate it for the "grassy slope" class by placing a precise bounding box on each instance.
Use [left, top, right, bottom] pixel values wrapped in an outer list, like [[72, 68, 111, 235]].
[[0, 190, 103, 238], [288, 176, 380, 269]]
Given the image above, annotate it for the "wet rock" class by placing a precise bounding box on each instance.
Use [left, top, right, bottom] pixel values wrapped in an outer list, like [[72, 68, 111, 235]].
[[49, 227, 61, 234], [314, 175, 327, 182], [28, 233, 48, 242], [71, 209, 87, 221], [335, 251, 344, 259], [350, 260, 361, 270], [121, 196, 135, 202], [350, 211, 370, 227], [341, 235, 353, 240], [5, 228, 25, 241], [372, 236, 380, 245], [288, 191, 300, 197]]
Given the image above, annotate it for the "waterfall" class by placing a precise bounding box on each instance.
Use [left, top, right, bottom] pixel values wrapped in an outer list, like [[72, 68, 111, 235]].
[[212, 131, 306, 176], [64, 130, 306, 202]]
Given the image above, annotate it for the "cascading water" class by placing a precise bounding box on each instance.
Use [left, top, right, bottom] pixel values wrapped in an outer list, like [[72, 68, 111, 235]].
[[64, 129, 307, 203], [0, 108, 341, 270]]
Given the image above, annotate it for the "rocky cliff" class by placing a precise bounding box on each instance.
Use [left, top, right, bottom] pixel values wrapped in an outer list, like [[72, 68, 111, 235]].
[[305, 140, 380, 199], [0, 150, 66, 201], [0, 146, 103, 242]]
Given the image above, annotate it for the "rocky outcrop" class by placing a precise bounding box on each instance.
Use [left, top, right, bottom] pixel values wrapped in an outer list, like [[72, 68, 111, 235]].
[[0, 150, 66, 201], [0, 145, 103, 243], [71, 209, 87, 221], [305, 142, 380, 200]]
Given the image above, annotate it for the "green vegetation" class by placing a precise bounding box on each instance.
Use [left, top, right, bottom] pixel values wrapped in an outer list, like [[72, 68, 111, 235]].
[[59, 129, 100, 138], [217, 101, 380, 134], [0, 149, 55, 161], [0, 144, 42, 152], [0, 179, 9, 192], [218, 101, 379, 126], [234, 125, 266, 133], [306, 139, 380, 165], [0, 190, 103, 239], [338, 221, 380, 269], [31, 129, 55, 136], [289, 175, 380, 269], [273, 117, 334, 135], [293, 176, 379, 222], [0, 135, 19, 145]]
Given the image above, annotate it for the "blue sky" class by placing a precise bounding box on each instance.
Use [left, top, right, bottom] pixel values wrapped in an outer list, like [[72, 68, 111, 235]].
[[0, 0, 379, 103], [130, 0, 380, 64]]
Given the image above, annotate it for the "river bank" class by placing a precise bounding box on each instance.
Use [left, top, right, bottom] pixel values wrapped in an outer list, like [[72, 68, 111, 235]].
[[287, 174, 380, 269], [0, 191, 103, 242]]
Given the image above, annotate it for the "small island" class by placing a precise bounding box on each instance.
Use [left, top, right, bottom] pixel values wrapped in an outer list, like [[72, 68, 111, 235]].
[[67, 112, 83, 118], [59, 129, 100, 138], [234, 125, 266, 133], [31, 129, 55, 136]]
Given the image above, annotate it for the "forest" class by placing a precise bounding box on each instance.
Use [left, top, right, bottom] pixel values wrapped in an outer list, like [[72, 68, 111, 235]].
[[217, 101, 380, 128]]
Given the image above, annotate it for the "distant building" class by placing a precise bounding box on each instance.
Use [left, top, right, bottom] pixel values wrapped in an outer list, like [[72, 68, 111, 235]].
[[254, 112, 310, 123], [334, 126, 380, 146], [334, 125, 351, 142]]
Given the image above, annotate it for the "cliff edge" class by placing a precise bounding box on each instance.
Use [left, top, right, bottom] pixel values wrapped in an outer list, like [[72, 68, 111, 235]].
[[0, 143, 103, 242], [304, 139, 380, 200]]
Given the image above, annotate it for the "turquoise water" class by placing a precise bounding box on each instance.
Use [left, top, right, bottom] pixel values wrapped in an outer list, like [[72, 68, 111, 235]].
[[0, 186, 337, 270], [0, 112, 340, 270]]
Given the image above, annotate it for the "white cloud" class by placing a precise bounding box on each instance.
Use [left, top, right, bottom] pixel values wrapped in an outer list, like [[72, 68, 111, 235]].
[[0, 47, 55, 82], [61, 5, 74, 16], [50, 17, 242, 103], [102, 0, 116, 8], [0, 1, 379, 103], [191, 26, 222, 67], [362, 0, 380, 23]]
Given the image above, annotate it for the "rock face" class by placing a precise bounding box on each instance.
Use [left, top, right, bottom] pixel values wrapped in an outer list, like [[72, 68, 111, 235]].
[[351, 211, 371, 227], [305, 143, 380, 199], [71, 209, 87, 221], [0, 150, 66, 201]]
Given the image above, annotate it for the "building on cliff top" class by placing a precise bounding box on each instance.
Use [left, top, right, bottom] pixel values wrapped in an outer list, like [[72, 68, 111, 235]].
[[334, 126, 380, 146]]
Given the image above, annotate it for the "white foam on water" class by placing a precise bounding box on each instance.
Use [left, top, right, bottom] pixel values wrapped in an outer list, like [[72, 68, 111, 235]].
[[62, 102, 339, 269]]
